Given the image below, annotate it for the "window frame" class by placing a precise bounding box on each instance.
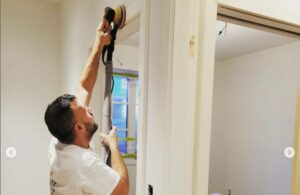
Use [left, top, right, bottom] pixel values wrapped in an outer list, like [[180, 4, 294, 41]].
[[112, 70, 139, 162]]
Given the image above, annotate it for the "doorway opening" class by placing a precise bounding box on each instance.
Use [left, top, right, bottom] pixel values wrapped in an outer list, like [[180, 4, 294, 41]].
[[209, 5, 300, 195]]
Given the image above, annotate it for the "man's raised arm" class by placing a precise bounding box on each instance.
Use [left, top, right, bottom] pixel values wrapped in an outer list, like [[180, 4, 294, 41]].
[[76, 19, 111, 106]]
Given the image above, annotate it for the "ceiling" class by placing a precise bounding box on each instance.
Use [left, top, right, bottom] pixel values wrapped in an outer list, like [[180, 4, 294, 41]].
[[215, 21, 298, 60], [119, 21, 298, 60]]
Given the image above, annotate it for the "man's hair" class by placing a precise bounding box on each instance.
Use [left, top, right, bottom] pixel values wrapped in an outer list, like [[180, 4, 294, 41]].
[[44, 94, 76, 144]]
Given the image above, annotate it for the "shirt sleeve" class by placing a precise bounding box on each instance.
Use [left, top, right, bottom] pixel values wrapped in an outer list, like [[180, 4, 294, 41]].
[[82, 159, 120, 195]]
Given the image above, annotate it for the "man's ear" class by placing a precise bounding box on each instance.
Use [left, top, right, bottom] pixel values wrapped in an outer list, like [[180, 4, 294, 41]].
[[74, 122, 85, 134]]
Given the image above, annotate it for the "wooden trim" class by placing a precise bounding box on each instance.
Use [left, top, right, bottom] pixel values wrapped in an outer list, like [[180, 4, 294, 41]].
[[136, 0, 150, 194], [217, 15, 300, 39], [116, 3, 140, 44], [217, 3, 300, 38], [218, 3, 300, 28], [116, 14, 140, 43], [192, 1, 218, 194], [164, 0, 175, 194], [291, 90, 300, 195]]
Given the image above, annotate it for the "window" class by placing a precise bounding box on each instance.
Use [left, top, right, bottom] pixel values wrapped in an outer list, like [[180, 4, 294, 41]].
[[112, 74, 138, 159]]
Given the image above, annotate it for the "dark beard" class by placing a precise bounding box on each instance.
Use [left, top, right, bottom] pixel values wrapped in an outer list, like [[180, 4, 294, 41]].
[[85, 122, 98, 139]]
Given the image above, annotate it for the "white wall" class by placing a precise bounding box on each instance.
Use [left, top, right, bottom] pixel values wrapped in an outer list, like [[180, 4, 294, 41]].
[[59, 0, 139, 94], [60, 0, 102, 94], [218, 0, 300, 25], [114, 44, 139, 72], [1, 0, 61, 194], [209, 41, 300, 195]]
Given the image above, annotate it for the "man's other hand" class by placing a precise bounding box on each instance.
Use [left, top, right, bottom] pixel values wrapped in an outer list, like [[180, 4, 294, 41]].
[[100, 126, 118, 150]]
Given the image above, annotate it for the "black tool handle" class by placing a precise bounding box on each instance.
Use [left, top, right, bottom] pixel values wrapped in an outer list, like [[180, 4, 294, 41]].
[[102, 25, 118, 65], [102, 7, 119, 166], [102, 6, 119, 65]]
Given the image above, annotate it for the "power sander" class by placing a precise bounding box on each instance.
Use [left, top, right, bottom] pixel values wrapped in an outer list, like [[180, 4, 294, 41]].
[[101, 5, 126, 167], [102, 5, 126, 64]]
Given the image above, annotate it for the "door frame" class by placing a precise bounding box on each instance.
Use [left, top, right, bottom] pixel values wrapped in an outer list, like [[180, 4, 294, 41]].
[[291, 91, 300, 195], [214, 4, 300, 195]]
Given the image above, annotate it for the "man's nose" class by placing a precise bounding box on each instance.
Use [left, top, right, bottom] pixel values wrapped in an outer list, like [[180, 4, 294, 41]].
[[88, 107, 93, 116]]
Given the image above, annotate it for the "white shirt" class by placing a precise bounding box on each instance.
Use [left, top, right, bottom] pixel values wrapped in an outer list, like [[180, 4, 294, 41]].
[[49, 138, 120, 195]]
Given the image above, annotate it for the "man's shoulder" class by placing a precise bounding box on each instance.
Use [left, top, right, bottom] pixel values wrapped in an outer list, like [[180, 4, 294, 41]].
[[48, 137, 58, 166], [80, 148, 103, 168], [49, 137, 104, 170]]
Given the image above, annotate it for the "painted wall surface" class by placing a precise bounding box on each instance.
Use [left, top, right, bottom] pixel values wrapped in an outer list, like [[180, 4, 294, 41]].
[[1, 0, 61, 194], [209, 41, 300, 195], [218, 0, 300, 25], [114, 44, 139, 72], [60, 0, 102, 94]]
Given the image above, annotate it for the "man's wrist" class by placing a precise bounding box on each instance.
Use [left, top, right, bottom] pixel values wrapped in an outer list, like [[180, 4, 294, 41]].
[[93, 38, 104, 52], [109, 142, 119, 151]]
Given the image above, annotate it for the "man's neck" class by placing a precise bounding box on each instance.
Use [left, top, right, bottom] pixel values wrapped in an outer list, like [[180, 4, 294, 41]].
[[73, 139, 89, 149]]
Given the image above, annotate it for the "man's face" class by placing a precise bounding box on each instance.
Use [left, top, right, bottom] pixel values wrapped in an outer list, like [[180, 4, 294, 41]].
[[71, 99, 98, 140]]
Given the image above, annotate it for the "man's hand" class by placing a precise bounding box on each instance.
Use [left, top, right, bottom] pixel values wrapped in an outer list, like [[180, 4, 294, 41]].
[[94, 18, 111, 50], [100, 126, 118, 150], [100, 126, 129, 195]]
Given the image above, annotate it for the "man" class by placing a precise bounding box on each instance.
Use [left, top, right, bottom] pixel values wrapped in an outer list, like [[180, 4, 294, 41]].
[[44, 17, 129, 195]]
